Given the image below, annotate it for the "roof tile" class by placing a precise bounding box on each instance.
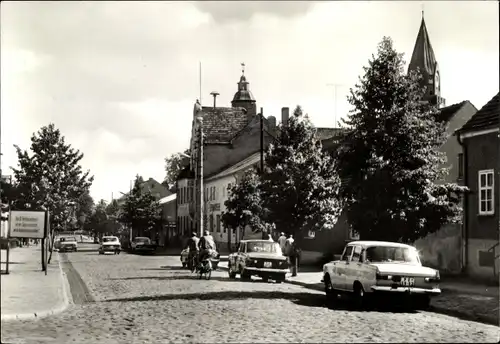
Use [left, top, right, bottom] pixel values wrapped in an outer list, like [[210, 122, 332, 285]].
[[459, 92, 499, 133], [201, 106, 249, 144]]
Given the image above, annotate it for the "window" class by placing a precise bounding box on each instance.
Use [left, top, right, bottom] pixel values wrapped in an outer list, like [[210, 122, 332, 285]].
[[352, 246, 362, 262], [205, 187, 208, 202], [216, 215, 221, 233], [210, 214, 214, 231], [341, 246, 353, 261], [478, 169, 494, 215], [227, 183, 232, 195], [458, 153, 464, 179], [479, 250, 495, 267]]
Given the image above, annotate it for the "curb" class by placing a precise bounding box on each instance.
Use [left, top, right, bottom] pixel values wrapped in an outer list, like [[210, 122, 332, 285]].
[[1, 251, 71, 321]]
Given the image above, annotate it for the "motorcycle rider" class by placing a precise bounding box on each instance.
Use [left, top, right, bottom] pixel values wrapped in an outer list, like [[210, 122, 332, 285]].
[[186, 232, 200, 269], [198, 230, 217, 266]]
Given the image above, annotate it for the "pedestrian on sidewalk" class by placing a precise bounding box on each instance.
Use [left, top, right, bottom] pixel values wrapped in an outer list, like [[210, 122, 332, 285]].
[[278, 232, 287, 254], [288, 241, 301, 277]]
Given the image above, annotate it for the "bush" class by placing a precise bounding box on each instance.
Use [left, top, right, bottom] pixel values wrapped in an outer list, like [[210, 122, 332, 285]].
[[0, 238, 20, 250]]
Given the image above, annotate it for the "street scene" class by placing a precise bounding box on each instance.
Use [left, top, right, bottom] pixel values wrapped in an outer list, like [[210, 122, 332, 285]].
[[1, 1, 499, 343], [1, 244, 499, 343]]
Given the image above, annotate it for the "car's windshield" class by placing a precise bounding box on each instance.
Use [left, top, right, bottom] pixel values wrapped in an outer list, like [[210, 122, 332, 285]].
[[60, 237, 76, 242], [365, 246, 420, 264], [103, 237, 118, 243], [247, 242, 282, 255], [135, 238, 150, 243]]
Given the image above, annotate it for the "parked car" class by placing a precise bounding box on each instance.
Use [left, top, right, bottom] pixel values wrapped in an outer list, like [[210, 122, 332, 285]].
[[181, 247, 220, 270], [228, 240, 289, 282], [130, 237, 156, 253], [58, 236, 78, 252], [322, 240, 441, 309], [98, 236, 121, 255]]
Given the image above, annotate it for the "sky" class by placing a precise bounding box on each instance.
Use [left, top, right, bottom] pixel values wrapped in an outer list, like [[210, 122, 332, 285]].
[[1, 1, 498, 203]]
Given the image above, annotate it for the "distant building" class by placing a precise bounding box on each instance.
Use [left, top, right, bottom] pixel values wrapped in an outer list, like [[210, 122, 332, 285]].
[[177, 67, 279, 244], [158, 193, 176, 247], [456, 92, 499, 281]]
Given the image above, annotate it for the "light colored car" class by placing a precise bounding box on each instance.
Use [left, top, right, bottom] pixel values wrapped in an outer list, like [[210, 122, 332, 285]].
[[322, 240, 441, 309], [228, 240, 289, 282], [57, 236, 78, 252], [98, 236, 121, 255]]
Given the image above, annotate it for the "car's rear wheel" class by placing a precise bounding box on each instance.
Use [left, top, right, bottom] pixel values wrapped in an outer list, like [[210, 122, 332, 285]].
[[276, 273, 286, 283], [352, 282, 365, 309]]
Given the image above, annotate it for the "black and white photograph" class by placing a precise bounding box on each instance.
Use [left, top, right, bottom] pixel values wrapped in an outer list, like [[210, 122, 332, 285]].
[[1, 1, 499, 343]]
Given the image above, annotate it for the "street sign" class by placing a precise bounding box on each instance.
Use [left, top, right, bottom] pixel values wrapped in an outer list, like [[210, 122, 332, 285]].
[[9, 211, 47, 239]]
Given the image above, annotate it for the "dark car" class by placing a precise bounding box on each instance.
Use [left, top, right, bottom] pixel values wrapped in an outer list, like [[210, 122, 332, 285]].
[[130, 237, 156, 253]]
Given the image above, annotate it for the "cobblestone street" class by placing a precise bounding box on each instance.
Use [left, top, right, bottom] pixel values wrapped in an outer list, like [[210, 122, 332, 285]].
[[1, 250, 499, 343]]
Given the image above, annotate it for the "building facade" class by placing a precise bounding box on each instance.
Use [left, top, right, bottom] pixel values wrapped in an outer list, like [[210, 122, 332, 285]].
[[456, 92, 499, 281]]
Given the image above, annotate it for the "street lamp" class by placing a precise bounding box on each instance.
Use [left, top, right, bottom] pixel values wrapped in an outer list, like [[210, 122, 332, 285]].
[[196, 116, 204, 237]]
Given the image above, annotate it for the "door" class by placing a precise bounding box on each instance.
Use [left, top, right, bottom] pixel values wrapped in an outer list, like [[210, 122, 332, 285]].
[[344, 245, 362, 291], [236, 242, 247, 271], [335, 245, 353, 291]]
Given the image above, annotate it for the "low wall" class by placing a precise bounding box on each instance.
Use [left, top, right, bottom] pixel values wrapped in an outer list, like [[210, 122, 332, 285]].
[[413, 223, 462, 274]]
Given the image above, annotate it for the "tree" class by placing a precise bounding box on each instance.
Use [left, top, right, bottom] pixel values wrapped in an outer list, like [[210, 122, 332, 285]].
[[119, 175, 161, 238], [261, 106, 342, 240], [89, 199, 108, 238], [221, 169, 274, 242], [164, 149, 190, 189], [10, 123, 93, 263], [75, 190, 94, 231], [0, 177, 17, 222], [336, 37, 466, 243]]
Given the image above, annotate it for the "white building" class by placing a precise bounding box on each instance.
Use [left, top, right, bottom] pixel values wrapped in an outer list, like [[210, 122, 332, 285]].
[[203, 152, 262, 249]]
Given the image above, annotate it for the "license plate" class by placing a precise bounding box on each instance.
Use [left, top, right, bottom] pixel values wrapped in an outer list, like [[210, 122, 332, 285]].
[[401, 277, 415, 287], [264, 261, 272, 268]]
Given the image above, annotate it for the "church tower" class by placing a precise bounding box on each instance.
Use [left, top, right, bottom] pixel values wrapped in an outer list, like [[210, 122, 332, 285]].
[[231, 63, 257, 118], [408, 13, 445, 108]]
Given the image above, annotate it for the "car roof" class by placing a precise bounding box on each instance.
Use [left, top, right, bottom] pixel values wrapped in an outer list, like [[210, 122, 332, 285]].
[[135, 237, 150, 239], [103, 236, 118, 239], [240, 240, 274, 243], [347, 241, 415, 249]]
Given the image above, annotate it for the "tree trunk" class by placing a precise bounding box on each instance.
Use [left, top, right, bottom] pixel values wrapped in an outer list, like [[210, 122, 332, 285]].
[[41, 238, 46, 271]]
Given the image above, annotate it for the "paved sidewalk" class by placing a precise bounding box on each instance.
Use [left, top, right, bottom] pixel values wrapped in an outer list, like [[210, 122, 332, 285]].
[[0, 246, 71, 321], [218, 261, 499, 326]]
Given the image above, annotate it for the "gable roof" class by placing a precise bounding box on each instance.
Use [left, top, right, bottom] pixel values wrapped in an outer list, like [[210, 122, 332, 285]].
[[201, 106, 249, 144], [436, 101, 469, 123], [458, 92, 499, 133]]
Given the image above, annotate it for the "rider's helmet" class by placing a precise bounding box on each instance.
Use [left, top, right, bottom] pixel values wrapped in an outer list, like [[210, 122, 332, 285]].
[[192, 232, 197, 237], [204, 230, 209, 236]]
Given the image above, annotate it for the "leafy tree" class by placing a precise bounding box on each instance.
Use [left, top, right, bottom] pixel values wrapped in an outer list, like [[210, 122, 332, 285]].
[[75, 190, 94, 231], [261, 106, 342, 240], [119, 175, 161, 238], [164, 149, 190, 188], [10, 123, 93, 263], [89, 199, 108, 237], [221, 169, 274, 241], [1, 177, 17, 222], [336, 37, 466, 243]]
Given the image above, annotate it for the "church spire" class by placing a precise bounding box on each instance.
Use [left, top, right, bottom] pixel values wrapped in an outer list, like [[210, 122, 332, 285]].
[[408, 13, 444, 107]]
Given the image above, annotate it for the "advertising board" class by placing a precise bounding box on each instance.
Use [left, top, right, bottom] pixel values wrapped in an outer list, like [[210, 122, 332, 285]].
[[9, 211, 47, 239]]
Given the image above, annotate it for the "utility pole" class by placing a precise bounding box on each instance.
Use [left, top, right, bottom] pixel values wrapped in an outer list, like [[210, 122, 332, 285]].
[[260, 107, 264, 174], [197, 116, 204, 237], [326, 83, 346, 128]]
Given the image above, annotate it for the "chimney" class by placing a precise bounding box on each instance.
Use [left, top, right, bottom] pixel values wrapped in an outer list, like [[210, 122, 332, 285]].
[[210, 91, 219, 109], [267, 116, 276, 132], [281, 107, 289, 126]]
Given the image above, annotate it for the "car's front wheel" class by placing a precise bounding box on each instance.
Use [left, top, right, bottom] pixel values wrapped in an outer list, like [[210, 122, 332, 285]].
[[240, 268, 251, 281], [324, 275, 338, 305]]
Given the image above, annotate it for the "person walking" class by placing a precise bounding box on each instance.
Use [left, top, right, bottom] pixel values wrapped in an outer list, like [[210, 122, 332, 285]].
[[278, 232, 287, 254], [289, 241, 301, 277]]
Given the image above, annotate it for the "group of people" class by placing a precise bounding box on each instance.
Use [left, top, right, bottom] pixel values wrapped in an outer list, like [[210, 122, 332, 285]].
[[186, 230, 217, 269]]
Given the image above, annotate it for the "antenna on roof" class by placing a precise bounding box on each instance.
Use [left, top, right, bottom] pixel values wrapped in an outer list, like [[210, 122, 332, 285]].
[[421, 3, 424, 19], [199, 61, 202, 105], [241, 62, 245, 75]]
